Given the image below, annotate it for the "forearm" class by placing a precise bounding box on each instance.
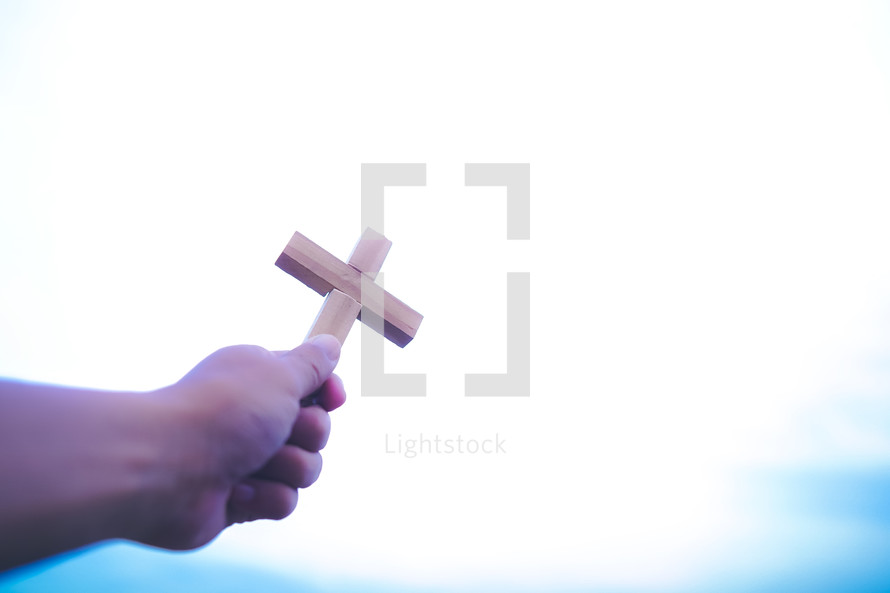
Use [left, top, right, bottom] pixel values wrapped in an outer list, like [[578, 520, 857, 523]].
[[0, 339, 343, 571], [0, 381, 172, 571]]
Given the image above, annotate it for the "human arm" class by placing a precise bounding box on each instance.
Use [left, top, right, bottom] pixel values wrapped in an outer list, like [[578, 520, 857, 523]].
[[0, 335, 345, 571]]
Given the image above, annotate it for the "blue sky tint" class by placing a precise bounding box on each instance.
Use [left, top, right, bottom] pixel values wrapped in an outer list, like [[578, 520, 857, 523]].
[[3, 1, 890, 591]]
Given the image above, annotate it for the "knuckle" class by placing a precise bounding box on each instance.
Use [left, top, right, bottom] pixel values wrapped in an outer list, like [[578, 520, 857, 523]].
[[269, 487, 299, 520], [305, 355, 326, 388], [315, 412, 332, 450], [285, 345, 332, 396], [307, 407, 331, 438], [297, 451, 323, 488]]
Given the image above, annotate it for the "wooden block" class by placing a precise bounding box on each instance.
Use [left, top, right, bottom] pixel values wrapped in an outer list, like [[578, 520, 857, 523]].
[[354, 281, 422, 348], [275, 230, 344, 298], [347, 227, 391, 280], [306, 289, 361, 345], [276, 230, 423, 347]]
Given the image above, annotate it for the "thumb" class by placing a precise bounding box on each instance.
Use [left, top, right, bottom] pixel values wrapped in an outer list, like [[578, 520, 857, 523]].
[[279, 334, 342, 401]]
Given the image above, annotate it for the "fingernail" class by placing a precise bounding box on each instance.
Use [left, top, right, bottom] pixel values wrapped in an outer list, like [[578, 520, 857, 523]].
[[232, 483, 255, 504], [308, 334, 341, 362]]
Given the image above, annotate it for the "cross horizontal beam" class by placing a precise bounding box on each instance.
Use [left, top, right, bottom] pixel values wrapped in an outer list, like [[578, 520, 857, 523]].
[[275, 229, 422, 347]]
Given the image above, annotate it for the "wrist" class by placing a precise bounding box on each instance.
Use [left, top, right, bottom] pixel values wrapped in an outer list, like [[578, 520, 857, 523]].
[[93, 389, 186, 544], [122, 384, 231, 550]]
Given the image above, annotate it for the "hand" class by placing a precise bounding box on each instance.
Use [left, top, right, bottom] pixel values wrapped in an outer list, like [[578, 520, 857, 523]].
[[135, 335, 346, 550]]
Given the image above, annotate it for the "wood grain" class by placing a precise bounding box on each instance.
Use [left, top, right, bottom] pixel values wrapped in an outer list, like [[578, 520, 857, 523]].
[[276, 228, 422, 347], [347, 227, 392, 280], [306, 289, 361, 344]]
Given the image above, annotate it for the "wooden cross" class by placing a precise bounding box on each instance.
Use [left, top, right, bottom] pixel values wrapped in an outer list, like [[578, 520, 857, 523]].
[[276, 227, 423, 347]]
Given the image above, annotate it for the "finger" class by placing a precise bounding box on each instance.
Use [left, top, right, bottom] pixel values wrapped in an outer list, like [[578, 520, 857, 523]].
[[277, 335, 341, 403], [288, 405, 331, 451], [227, 478, 299, 524], [318, 374, 347, 412], [301, 374, 347, 411], [252, 445, 323, 490]]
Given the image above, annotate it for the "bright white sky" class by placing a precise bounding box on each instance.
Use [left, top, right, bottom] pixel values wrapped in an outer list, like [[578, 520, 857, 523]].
[[3, 1, 890, 590]]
